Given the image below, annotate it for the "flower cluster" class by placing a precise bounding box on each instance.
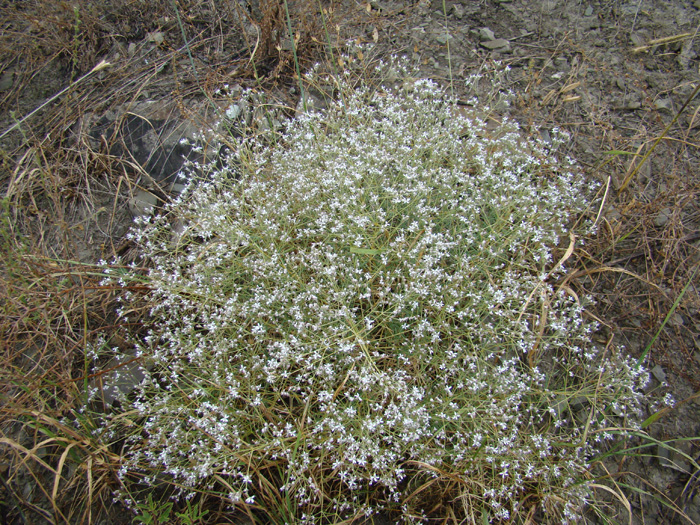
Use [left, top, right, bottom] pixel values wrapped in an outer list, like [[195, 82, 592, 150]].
[[108, 60, 646, 523]]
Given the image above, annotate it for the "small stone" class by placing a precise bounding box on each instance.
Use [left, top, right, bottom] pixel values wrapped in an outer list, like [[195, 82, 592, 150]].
[[481, 38, 511, 53], [540, 0, 557, 12], [146, 31, 165, 45], [668, 313, 684, 327], [654, 207, 672, 227], [0, 70, 13, 92], [226, 104, 242, 120], [654, 97, 674, 112], [279, 36, 294, 52], [667, 451, 691, 473], [651, 364, 666, 383], [128, 190, 159, 217], [584, 6, 594, 16], [127, 42, 137, 57], [657, 444, 672, 466], [630, 33, 646, 47], [452, 4, 465, 19], [416, 0, 430, 13], [169, 183, 187, 194], [581, 16, 601, 30], [554, 56, 570, 69], [436, 32, 454, 45], [478, 27, 496, 41], [678, 43, 698, 69], [92, 352, 151, 406], [606, 206, 622, 221]]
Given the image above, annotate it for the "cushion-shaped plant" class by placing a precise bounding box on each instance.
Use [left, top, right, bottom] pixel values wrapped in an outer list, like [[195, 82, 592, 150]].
[[110, 62, 646, 523]]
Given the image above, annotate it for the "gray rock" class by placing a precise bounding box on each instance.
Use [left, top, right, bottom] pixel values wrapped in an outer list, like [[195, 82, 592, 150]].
[[478, 27, 496, 41], [655, 207, 673, 227], [481, 38, 511, 53], [146, 31, 165, 45], [436, 32, 454, 45], [226, 103, 243, 120], [678, 41, 699, 69], [668, 313, 684, 327], [0, 70, 13, 92], [91, 352, 152, 406], [619, 95, 642, 110], [128, 190, 160, 217], [606, 206, 622, 221], [452, 4, 465, 19], [630, 33, 646, 47], [540, 1, 557, 13], [651, 364, 666, 383], [88, 99, 214, 188], [654, 97, 674, 112], [581, 16, 601, 30]]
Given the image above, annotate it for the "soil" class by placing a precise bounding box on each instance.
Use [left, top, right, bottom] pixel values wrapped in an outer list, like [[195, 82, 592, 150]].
[[1, 0, 699, 523]]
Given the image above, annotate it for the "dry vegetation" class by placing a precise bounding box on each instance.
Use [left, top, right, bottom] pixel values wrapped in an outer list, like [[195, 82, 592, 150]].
[[0, 1, 698, 524]]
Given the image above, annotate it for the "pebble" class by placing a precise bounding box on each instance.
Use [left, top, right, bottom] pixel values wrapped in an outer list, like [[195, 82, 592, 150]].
[[581, 16, 601, 30], [0, 70, 13, 91], [651, 364, 666, 383], [478, 27, 496, 41], [128, 190, 160, 217], [654, 207, 672, 227], [630, 33, 646, 47], [668, 313, 684, 327], [606, 206, 622, 221], [91, 352, 151, 406], [653, 97, 674, 112], [435, 32, 454, 45], [452, 4, 465, 19], [622, 96, 642, 110], [481, 39, 511, 53], [146, 31, 165, 45]]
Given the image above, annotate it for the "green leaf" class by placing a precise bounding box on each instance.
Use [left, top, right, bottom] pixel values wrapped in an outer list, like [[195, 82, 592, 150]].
[[602, 150, 640, 156], [349, 246, 383, 255]]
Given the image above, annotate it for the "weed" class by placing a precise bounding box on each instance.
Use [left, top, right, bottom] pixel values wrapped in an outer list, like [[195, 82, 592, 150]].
[[103, 59, 647, 523], [134, 493, 173, 525]]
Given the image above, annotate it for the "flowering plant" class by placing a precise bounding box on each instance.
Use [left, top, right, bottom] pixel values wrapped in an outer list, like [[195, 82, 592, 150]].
[[107, 61, 646, 523]]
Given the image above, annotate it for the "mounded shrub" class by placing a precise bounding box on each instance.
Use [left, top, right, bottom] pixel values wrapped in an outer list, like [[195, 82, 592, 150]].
[[105, 61, 647, 523]]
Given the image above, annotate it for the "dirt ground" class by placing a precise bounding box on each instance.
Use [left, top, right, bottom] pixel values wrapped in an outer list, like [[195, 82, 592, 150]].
[[1, 0, 699, 523]]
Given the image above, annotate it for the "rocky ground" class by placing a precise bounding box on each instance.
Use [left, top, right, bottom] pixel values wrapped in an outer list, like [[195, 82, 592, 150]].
[[1, 0, 699, 523]]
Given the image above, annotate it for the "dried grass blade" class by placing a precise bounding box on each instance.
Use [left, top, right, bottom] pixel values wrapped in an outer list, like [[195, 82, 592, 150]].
[[52, 441, 77, 505], [589, 483, 632, 525]]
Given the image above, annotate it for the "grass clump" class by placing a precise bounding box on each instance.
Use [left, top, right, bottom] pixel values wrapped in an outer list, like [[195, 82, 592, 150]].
[[105, 61, 648, 523]]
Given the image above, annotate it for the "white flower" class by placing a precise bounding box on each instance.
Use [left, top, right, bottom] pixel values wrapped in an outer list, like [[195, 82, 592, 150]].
[[107, 56, 645, 523]]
